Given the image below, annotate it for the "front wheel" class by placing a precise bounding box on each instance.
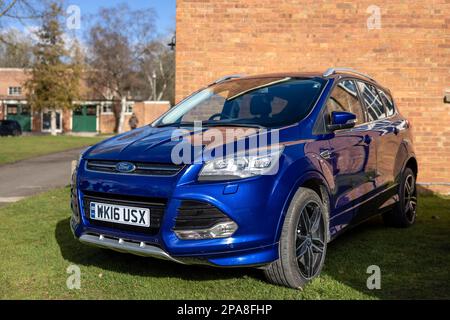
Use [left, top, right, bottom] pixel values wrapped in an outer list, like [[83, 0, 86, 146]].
[[383, 167, 417, 228], [264, 187, 328, 289]]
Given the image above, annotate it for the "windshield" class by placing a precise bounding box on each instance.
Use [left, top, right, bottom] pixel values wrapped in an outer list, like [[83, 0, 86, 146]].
[[154, 77, 326, 128]]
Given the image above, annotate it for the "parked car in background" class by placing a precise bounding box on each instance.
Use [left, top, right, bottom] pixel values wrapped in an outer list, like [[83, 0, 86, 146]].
[[0, 120, 22, 136], [70, 68, 418, 289]]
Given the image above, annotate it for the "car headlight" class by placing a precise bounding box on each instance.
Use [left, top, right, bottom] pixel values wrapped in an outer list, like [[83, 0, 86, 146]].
[[71, 149, 87, 186], [198, 146, 284, 181]]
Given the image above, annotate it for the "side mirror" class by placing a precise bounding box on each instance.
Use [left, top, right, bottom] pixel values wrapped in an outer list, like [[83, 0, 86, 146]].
[[327, 111, 356, 131]]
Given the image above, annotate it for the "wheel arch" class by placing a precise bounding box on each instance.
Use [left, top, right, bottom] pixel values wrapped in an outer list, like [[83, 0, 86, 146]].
[[404, 156, 418, 177], [274, 170, 332, 244]]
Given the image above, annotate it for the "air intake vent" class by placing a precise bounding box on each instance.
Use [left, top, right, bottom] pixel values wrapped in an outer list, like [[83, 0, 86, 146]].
[[174, 200, 232, 230], [86, 160, 184, 176]]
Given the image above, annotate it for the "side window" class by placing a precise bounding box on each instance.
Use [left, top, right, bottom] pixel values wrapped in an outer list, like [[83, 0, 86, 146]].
[[356, 81, 386, 121], [378, 89, 395, 117], [326, 79, 365, 125]]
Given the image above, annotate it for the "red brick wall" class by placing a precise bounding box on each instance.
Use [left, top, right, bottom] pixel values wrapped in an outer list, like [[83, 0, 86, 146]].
[[176, 0, 450, 193], [99, 101, 170, 133]]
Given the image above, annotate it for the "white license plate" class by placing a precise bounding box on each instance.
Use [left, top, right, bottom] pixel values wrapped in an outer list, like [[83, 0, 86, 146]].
[[89, 202, 150, 227]]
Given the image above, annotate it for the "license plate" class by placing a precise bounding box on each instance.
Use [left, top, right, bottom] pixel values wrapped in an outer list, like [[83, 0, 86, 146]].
[[89, 202, 150, 227]]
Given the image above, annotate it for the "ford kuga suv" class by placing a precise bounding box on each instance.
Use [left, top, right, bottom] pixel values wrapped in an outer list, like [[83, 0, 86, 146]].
[[71, 68, 418, 289]]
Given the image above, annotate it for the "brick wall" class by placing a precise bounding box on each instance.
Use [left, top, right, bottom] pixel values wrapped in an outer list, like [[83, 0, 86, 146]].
[[176, 0, 450, 193], [99, 101, 171, 133]]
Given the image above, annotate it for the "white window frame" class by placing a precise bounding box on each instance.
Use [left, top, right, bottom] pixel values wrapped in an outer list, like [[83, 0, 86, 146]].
[[101, 102, 114, 115], [41, 108, 63, 133], [125, 102, 134, 114], [8, 87, 22, 96]]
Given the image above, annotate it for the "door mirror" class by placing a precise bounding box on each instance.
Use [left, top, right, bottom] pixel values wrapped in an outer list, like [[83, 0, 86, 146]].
[[328, 111, 357, 131]]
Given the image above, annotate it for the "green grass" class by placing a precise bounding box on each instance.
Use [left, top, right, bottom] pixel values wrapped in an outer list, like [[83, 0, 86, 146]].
[[0, 135, 105, 165], [0, 188, 449, 299]]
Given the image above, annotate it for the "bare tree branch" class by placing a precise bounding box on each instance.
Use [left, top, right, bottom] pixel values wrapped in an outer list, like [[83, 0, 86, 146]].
[[0, 0, 18, 18]]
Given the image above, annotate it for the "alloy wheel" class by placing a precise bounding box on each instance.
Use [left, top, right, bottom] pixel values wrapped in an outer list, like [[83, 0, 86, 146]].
[[404, 174, 417, 222], [295, 201, 325, 279]]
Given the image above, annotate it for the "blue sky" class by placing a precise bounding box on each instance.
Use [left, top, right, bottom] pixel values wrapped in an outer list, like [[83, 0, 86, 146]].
[[68, 0, 176, 35], [2, 0, 176, 38]]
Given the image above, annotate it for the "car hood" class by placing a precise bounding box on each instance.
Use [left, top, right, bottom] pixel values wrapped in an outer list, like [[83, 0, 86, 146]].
[[84, 125, 264, 164]]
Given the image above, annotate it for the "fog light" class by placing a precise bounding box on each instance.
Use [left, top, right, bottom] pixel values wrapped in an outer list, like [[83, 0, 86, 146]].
[[174, 221, 238, 240]]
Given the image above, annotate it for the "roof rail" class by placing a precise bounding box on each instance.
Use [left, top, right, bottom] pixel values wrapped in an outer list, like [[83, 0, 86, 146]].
[[211, 74, 245, 85], [323, 68, 376, 82]]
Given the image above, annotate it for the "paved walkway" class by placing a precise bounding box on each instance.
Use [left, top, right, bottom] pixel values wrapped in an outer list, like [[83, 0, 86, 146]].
[[0, 148, 83, 207]]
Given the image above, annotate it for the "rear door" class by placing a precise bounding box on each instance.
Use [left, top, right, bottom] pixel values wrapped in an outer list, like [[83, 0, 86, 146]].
[[354, 80, 402, 218], [322, 79, 378, 233]]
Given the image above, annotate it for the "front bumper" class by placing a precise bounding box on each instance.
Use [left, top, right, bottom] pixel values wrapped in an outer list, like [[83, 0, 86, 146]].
[[71, 160, 288, 267], [78, 232, 185, 264]]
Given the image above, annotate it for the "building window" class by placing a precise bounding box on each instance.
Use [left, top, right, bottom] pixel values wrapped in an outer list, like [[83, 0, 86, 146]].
[[8, 87, 22, 96], [7, 105, 18, 115], [125, 103, 134, 114], [101, 103, 113, 114]]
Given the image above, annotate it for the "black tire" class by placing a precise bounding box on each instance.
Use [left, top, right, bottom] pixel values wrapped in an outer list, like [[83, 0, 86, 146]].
[[383, 167, 417, 228], [264, 187, 328, 289], [12, 129, 20, 137]]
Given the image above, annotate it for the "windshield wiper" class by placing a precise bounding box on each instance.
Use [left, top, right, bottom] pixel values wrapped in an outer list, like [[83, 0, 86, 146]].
[[154, 122, 196, 128]]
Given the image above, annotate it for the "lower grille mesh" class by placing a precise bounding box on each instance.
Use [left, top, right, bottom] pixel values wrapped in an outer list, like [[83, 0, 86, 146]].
[[174, 200, 232, 230]]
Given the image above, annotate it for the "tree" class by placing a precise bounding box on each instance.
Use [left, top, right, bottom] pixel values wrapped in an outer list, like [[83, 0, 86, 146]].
[[0, 0, 45, 43], [138, 38, 175, 104], [0, 28, 34, 67], [25, 2, 81, 136], [86, 3, 156, 133]]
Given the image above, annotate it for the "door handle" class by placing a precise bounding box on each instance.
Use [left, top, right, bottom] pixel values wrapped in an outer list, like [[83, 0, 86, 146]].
[[320, 149, 332, 160]]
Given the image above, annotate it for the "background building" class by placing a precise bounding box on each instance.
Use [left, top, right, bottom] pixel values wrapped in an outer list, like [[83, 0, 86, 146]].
[[175, 0, 450, 194], [0, 68, 170, 134]]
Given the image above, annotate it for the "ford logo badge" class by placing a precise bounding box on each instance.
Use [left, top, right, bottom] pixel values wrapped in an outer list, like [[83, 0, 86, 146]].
[[115, 162, 136, 173]]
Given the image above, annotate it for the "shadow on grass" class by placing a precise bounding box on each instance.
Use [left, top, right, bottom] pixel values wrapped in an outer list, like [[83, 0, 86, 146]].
[[321, 195, 450, 299], [54, 218, 264, 283], [54, 194, 450, 299]]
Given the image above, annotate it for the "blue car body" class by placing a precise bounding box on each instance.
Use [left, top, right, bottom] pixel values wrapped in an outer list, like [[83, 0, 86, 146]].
[[71, 70, 417, 269]]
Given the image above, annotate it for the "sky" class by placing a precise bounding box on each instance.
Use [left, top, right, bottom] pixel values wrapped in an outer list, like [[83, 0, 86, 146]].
[[68, 0, 176, 35], [2, 0, 176, 39], [65, 0, 176, 33]]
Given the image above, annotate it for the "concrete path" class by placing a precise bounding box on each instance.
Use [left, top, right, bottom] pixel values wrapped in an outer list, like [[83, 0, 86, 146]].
[[0, 148, 83, 207]]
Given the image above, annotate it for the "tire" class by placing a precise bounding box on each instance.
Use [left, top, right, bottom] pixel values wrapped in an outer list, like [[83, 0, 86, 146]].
[[264, 187, 328, 289], [383, 167, 417, 228]]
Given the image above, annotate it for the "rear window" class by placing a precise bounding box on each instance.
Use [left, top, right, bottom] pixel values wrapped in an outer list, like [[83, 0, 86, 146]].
[[357, 81, 386, 121], [378, 89, 396, 116]]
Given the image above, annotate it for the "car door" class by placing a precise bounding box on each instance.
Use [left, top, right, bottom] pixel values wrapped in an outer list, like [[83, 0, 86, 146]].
[[322, 79, 378, 233]]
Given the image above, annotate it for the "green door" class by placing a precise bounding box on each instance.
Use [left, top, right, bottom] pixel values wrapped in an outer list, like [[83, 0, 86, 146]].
[[6, 104, 31, 131], [72, 105, 97, 132]]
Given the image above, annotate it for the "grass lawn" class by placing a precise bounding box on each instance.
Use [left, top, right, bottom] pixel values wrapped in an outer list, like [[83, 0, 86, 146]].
[[0, 188, 449, 299], [0, 135, 106, 165]]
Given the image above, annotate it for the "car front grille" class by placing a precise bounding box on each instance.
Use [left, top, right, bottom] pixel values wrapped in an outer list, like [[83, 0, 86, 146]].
[[82, 191, 167, 235], [86, 160, 184, 176]]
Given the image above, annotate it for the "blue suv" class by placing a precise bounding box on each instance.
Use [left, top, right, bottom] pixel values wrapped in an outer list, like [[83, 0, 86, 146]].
[[71, 68, 418, 289]]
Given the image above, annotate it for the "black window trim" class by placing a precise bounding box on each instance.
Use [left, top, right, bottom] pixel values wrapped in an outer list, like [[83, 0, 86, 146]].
[[313, 76, 370, 135]]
